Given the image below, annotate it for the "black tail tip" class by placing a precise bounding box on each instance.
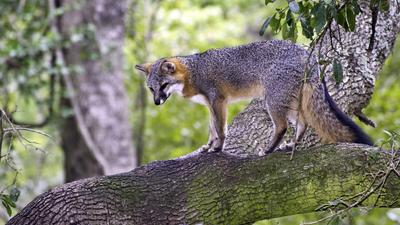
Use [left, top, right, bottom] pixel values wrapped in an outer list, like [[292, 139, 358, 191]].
[[354, 134, 374, 146]]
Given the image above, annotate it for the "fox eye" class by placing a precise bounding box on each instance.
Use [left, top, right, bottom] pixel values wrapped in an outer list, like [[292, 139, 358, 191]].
[[160, 83, 169, 90], [149, 87, 154, 93]]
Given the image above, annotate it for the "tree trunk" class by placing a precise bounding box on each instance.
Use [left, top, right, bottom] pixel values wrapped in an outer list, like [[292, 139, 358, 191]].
[[7, 0, 400, 224], [58, 0, 136, 181]]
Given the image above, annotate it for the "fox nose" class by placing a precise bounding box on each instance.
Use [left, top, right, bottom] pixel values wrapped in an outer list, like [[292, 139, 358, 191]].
[[154, 98, 161, 105], [154, 96, 167, 105]]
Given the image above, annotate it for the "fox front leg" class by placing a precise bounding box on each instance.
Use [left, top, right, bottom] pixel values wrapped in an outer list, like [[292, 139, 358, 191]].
[[201, 98, 227, 153], [200, 117, 217, 152]]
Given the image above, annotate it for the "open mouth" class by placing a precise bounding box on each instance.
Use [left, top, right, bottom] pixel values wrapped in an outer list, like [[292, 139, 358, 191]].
[[159, 95, 169, 105], [156, 93, 170, 105]]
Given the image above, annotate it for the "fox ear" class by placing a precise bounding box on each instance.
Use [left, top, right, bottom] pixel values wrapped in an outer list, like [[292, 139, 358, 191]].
[[161, 61, 176, 74], [135, 63, 151, 75]]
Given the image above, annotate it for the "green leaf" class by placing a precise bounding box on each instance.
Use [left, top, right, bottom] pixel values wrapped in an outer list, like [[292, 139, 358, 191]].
[[380, 0, 390, 11], [312, 2, 327, 34], [282, 21, 289, 39], [259, 16, 273, 36], [291, 25, 298, 42], [282, 14, 297, 41], [1, 195, 16, 208], [10, 187, 20, 202], [285, 10, 294, 26], [288, 0, 300, 13], [333, 59, 343, 84], [1, 195, 16, 216], [345, 4, 356, 31], [2, 200, 12, 216], [269, 15, 281, 34], [351, 0, 361, 14], [326, 3, 338, 20], [336, 9, 347, 30], [299, 1, 311, 13], [265, 0, 275, 6], [282, 11, 297, 41], [300, 16, 313, 39]]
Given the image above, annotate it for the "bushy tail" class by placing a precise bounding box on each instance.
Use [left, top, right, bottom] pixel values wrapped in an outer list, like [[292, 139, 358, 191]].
[[301, 79, 373, 145]]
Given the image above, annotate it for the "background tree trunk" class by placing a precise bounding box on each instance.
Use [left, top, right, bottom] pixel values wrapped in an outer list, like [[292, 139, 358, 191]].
[[57, 0, 136, 181], [7, 0, 400, 224]]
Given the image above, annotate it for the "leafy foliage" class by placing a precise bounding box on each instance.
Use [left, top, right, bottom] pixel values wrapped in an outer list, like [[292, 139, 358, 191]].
[[258, 0, 392, 83], [259, 0, 366, 41], [1, 188, 19, 216]]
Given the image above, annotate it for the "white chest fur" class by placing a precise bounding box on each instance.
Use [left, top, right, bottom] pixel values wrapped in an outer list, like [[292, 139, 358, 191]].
[[189, 94, 208, 105], [166, 83, 184, 96]]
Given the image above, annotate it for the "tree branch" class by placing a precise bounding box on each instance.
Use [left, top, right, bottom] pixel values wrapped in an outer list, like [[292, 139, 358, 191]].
[[7, 144, 400, 225]]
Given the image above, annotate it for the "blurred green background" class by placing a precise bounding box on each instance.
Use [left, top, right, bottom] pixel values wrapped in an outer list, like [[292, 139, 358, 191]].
[[0, 0, 399, 224]]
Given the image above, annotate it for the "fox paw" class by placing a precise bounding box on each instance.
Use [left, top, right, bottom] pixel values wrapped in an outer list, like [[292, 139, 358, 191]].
[[200, 139, 223, 153], [200, 144, 211, 152], [259, 143, 295, 156], [258, 148, 275, 156], [208, 146, 222, 153], [278, 142, 295, 152]]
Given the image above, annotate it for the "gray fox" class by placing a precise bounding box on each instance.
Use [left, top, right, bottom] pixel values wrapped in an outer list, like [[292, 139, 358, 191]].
[[135, 40, 373, 155]]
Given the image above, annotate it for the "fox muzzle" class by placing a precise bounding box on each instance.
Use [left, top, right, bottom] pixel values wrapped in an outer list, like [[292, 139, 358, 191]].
[[154, 91, 169, 105]]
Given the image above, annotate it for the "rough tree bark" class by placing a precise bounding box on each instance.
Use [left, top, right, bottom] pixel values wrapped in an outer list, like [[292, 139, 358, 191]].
[[7, 0, 400, 224], [57, 0, 136, 181], [6, 145, 400, 225]]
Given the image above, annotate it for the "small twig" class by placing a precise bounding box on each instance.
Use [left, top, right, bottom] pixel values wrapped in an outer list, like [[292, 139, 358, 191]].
[[0, 110, 3, 160], [368, 6, 379, 51], [301, 211, 340, 225], [0, 109, 28, 149], [3, 128, 54, 140]]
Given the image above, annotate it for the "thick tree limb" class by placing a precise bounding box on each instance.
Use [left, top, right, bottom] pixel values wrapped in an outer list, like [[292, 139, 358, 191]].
[[7, 144, 400, 225]]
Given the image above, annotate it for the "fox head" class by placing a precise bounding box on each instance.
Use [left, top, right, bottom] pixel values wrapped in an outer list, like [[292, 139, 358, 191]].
[[135, 58, 186, 105]]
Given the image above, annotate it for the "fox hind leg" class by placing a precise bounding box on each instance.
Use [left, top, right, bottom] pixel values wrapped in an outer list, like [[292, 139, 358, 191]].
[[259, 80, 297, 156], [260, 105, 288, 156], [279, 115, 307, 152]]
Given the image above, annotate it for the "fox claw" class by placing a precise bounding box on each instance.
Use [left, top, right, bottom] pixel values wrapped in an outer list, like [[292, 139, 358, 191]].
[[259, 142, 295, 156], [259, 148, 274, 156], [208, 146, 222, 153], [200, 144, 211, 152], [278, 142, 295, 152], [200, 138, 223, 153]]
